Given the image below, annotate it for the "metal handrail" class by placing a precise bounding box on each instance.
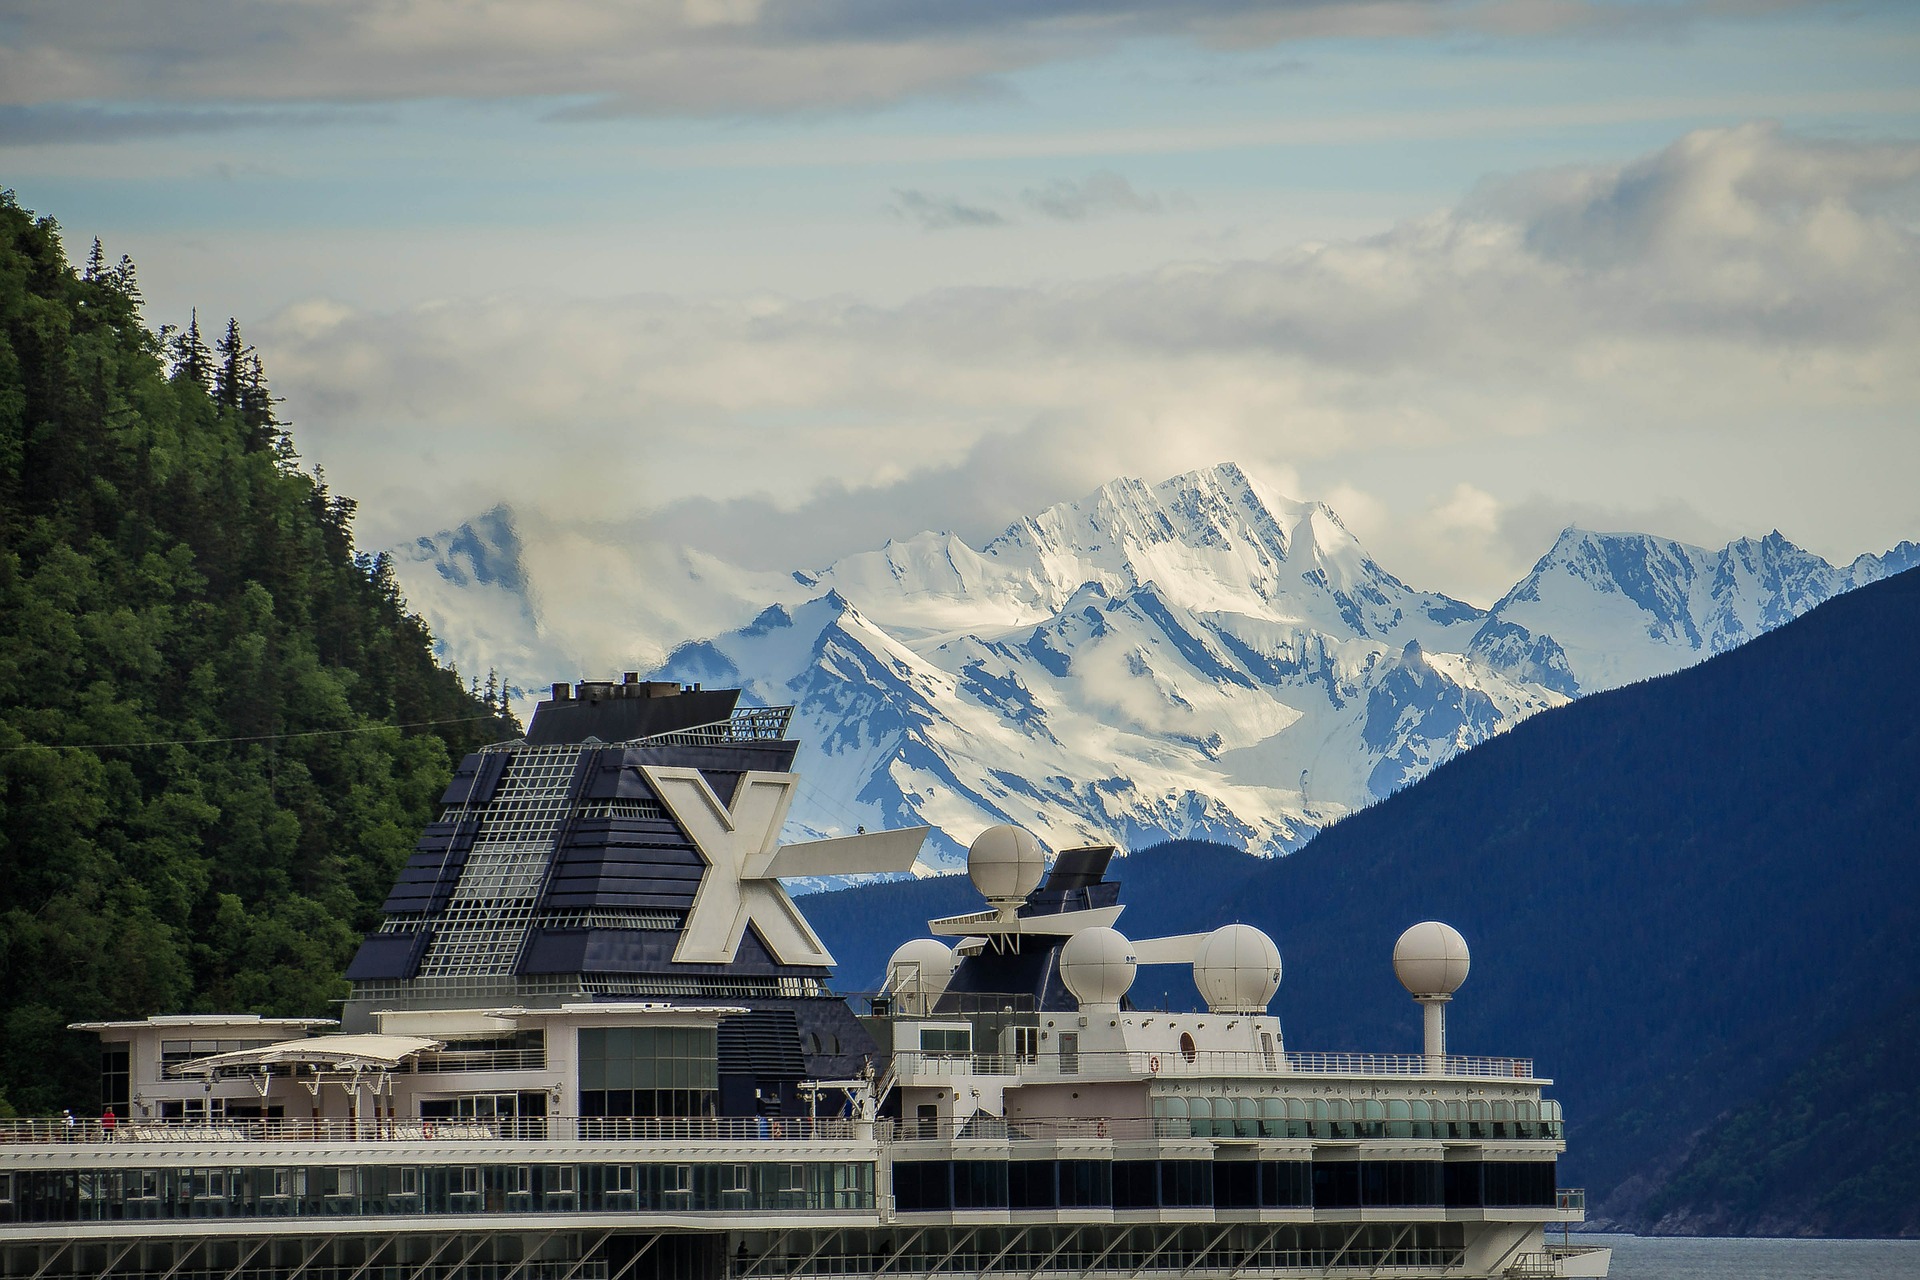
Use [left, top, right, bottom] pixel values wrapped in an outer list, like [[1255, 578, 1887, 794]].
[[0, 1114, 864, 1146], [406, 1047, 547, 1073], [887, 1048, 1535, 1081], [633, 706, 794, 747], [0, 1112, 1578, 1153]]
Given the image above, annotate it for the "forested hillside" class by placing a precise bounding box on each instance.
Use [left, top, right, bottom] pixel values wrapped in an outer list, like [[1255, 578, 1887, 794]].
[[809, 566, 1920, 1236], [0, 194, 517, 1115]]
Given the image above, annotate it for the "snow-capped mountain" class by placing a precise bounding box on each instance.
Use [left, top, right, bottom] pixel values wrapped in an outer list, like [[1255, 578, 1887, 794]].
[[1468, 528, 1919, 694], [392, 465, 1918, 869]]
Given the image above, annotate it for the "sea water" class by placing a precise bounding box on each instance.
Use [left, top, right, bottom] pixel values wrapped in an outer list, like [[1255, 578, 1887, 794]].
[[1584, 1233, 1920, 1279]]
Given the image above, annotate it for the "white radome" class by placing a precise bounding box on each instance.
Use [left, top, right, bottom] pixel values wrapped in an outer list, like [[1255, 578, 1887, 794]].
[[1393, 921, 1471, 996], [1193, 924, 1282, 1014], [886, 939, 955, 1004], [1059, 926, 1137, 1007], [968, 825, 1046, 905]]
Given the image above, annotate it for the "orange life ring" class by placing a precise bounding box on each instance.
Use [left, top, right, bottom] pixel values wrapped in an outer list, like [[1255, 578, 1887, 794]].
[[1148, 1055, 1160, 1074]]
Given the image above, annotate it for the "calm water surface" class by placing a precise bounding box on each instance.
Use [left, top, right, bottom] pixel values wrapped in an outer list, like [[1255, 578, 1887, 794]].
[[1584, 1233, 1920, 1279]]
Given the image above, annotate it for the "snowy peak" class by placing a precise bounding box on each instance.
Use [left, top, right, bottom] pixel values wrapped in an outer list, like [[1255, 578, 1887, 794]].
[[825, 461, 1482, 649], [414, 503, 528, 595], [1475, 524, 1892, 694]]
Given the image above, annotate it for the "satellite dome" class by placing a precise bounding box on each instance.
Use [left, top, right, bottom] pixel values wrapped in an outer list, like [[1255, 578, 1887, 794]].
[[1059, 926, 1137, 1007], [886, 939, 955, 1006], [968, 825, 1046, 906], [1193, 924, 1282, 1014], [1393, 921, 1471, 997]]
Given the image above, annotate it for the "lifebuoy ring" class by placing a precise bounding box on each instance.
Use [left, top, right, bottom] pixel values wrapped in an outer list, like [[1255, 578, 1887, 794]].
[[1096, 1120, 1108, 1138], [1148, 1055, 1160, 1074]]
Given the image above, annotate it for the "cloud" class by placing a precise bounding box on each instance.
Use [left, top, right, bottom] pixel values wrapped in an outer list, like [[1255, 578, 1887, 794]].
[[1021, 171, 1167, 220], [890, 189, 1009, 230], [890, 171, 1175, 230], [0, 103, 351, 145], [249, 124, 1920, 590], [0, 1, 1792, 119]]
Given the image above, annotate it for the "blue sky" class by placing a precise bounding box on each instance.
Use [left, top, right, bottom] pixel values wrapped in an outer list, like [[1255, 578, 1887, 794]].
[[4, 0, 1918, 610]]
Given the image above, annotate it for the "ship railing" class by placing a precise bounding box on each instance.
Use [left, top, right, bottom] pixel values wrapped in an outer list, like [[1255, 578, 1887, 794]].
[[1556, 1187, 1586, 1211], [878, 1115, 1182, 1143], [856, 990, 1038, 1018], [631, 705, 794, 747], [1287, 1050, 1536, 1079], [404, 1046, 547, 1073], [887, 1048, 1535, 1081], [0, 1114, 866, 1146]]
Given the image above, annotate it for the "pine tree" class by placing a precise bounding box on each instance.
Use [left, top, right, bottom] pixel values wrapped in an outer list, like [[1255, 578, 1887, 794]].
[[170, 309, 213, 390], [215, 317, 246, 411]]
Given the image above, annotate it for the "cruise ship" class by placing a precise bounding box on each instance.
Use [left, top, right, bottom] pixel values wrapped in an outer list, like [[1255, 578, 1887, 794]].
[[0, 677, 1608, 1279]]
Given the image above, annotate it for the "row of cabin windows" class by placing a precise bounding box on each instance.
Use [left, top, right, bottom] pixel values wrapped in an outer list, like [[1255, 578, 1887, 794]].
[[0, 1161, 874, 1223], [1155, 1095, 1565, 1141], [891, 1159, 1559, 1213]]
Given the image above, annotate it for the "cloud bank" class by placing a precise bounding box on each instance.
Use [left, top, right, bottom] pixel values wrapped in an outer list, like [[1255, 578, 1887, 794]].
[[0, 1, 1782, 125], [255, 123, 1920, 601]]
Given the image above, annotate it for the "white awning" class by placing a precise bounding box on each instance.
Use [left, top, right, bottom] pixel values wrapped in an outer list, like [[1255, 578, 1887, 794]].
[[173, 1033, 441, 1075]]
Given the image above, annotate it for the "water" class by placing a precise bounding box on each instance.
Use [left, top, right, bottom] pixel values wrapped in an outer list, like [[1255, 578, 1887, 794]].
[[1584, 1233, 1920, 1279]]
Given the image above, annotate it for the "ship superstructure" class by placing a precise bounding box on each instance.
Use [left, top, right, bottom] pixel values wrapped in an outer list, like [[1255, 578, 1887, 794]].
[[0, 679, 1607, 1279]]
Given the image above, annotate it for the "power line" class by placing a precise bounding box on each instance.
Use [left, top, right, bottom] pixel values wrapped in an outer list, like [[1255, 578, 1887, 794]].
[[0, 714, 505, 754]]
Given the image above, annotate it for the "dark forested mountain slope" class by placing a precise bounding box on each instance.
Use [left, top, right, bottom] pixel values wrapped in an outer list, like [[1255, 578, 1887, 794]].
[[0, 195, 517, 1114], [810, 566, 1920, 1236]]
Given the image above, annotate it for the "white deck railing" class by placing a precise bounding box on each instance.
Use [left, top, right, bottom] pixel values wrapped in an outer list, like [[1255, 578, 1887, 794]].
[[0, 1115, 864, 1146], [890, 1048, 1535, 1081]]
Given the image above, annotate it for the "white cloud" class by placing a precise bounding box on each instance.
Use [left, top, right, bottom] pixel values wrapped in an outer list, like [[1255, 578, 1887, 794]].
[[252, 123, 1920, 599]]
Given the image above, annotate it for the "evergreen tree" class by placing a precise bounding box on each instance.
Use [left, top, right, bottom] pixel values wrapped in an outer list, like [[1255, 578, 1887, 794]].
[[0, 194, 521, 1115], [169, 308, 213, 391], [215, 317, 246, 411]]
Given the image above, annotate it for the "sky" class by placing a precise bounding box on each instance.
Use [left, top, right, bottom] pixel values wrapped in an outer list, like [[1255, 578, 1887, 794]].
[[4, 0, 1918, 612]]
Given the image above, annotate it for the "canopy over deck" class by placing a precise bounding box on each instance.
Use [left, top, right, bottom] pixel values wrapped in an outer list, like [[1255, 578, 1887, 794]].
[[171, 1033, 440, 1076]]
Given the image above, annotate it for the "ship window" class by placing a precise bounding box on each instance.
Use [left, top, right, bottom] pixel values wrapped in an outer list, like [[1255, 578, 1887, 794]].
[[1214, 1161, 1259, 1209], [0, 1173, 13, 1203], [1262, 1161, 1311, 1208], [1009, 1161, 1057, 1209], [1058, 1160, 1112, 1208], [578, 1025, 718, 1119], [100, 1043, 130, 1118], [454, 1167, 481, 1197], [892, 1161, 951, 1212], [1113, 1161, 1158, 1209], [1160, 1160, 1212, 1207], [953, 1160, 1009, 1209], [399, 1167, 420, 1196], [1179, 1033, 1197, 1064], [918, 1027, 970, 1054]]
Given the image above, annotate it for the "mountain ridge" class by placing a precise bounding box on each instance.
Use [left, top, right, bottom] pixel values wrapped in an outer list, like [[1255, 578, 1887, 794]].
[[395, 464, 1917, 867]]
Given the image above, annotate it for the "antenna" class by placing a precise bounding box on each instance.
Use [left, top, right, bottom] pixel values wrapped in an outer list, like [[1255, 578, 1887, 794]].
[[1392, 922, 1470, 1073]]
